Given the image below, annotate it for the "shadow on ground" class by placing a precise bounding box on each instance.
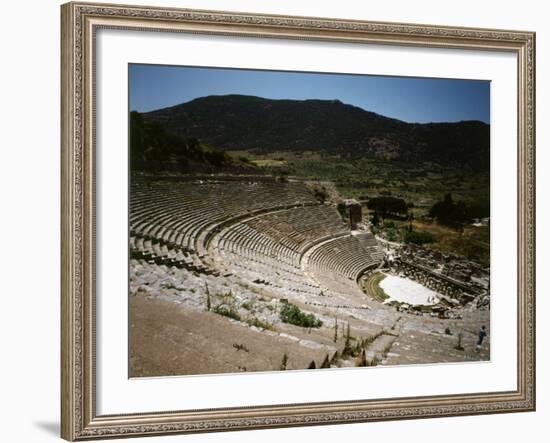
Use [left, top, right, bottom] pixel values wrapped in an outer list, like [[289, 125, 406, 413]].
[[34, 421, 59, 437]]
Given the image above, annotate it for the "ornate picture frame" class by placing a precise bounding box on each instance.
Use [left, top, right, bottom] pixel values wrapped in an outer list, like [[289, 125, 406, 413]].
[[61, 1, 535, 440]]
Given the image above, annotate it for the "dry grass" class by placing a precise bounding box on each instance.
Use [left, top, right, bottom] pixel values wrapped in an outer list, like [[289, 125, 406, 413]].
[[250, 159, 287, 167], [412, 221, 490, 266], [362, 272, 390, 303]]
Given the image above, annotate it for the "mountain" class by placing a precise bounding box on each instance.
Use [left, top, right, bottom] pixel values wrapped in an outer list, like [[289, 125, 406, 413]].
[[142, 94, 490, 169], [129, 111, 256, 174]]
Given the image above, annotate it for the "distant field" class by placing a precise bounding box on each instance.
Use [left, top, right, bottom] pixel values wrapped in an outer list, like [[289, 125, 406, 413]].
[[227, 148, 490, 265], [250, 159, 287, 167], [227, 149, 489, 211], [412, 221, 490, 266], [377, 218, 490, 266]]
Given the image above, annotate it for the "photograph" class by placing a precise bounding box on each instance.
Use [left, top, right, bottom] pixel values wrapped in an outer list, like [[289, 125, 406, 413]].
[[128, 64, 492, 377], [0, 0, 544, 439], [56, 2, 536, 440]]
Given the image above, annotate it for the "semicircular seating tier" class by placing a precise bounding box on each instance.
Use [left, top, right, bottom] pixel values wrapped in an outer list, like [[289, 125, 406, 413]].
[[130, 176, 384, 300], [130, 176, 317, 252], [301, 233, 385, 296]]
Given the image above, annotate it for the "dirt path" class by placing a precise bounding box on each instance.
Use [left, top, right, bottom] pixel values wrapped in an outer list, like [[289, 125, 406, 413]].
[[130, 294, 336, 377], [129, 260, 490, 376]]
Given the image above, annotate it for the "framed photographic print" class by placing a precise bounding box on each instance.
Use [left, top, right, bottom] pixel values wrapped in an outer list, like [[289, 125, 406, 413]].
[[61, 1, 536, 440]]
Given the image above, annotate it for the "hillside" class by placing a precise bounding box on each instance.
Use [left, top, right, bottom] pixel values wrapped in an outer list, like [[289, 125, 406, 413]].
[[142, 94, 490, 170], [129, 111, 256, 174]]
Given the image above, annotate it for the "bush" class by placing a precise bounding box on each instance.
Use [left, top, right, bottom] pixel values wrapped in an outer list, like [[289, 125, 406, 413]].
[[385, 228, 400, 242], [311, 185, 329, 204], [204, 150, 228, 167], [241, 301, 253, 311], [320, 354, 331, 368], [454, 332, 465, 351], [367, 196, 408, 218], [279, 303, 322, 328], [342, 323, 355, 357], [356, 349, 368, 367], [246, 318, 274, 331], [213, 306, 241, 321], [429, 193, 489, 226], [336, 202, 347, 217], [280, 353, 288, 370], [232, 343, 249, 352], [403, 230, 434, 245], [371, 211, 380, 227]]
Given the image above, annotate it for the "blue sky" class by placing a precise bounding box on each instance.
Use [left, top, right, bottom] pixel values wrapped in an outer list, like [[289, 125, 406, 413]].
[[129, 64, 490, 124]]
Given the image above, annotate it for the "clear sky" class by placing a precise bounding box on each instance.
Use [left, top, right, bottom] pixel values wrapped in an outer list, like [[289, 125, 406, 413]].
[[129, 64, 490, 124]]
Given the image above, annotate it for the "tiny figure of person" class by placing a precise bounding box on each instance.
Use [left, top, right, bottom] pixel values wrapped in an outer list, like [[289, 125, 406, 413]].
[[476, 325, 487, 352]]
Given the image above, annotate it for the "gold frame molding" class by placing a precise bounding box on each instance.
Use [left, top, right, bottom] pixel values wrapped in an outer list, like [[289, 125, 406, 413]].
[[61, 2, 536, 440]]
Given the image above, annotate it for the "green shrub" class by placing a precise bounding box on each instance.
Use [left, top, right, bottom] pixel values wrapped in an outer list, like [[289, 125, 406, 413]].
[[232, 343, 249, 352], [279, 303, 322, 328], [213, 306, 241, 321], [342, 323, 353, 357], [454, 332, 465, 351], [336, 202, 347, 217], [312, 186, 329, 204], [403, 230, 434, 245], [246, 318, 274, 331], [356, 349, 368, 367], [241, 301, 253, 311], [216, 290, 234, 300], [280, 353, 288, 370]]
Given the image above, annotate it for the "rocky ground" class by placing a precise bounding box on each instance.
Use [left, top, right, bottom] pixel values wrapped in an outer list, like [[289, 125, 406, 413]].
[[129, 259, 490, 377]]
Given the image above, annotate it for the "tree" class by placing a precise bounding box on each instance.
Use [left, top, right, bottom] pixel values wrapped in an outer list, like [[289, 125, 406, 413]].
[[371, 211, 380, 227], [308, 361, 316, 369], [129, 111, 232, 173], [336, 202, 347, 218], [329, 351, 340, 366], [455, 332, 464, 351], [356, 349, 368, 367], [429, 193, 469, 227], [311, 185, 329, 204], [367, 196, 408, 219], [205, 150, 228, 167], [343, 322, 353, 357], [403, 230, 434, 245], [280, 353, 288, 370], [205, 283, 211, 311], [280, 303, 322, 328]]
